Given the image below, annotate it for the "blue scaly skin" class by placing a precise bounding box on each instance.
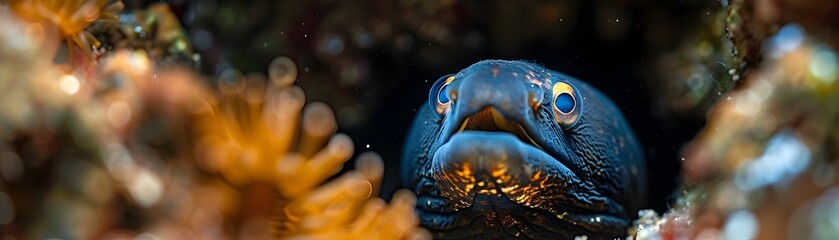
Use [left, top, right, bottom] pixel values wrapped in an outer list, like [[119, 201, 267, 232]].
[[401, 60, 646, 239]]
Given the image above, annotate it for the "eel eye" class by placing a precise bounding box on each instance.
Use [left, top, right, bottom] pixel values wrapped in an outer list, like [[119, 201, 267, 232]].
[[438, 85, 450, 104], [552, 81, 580, 127], [554, 92, 574, 113], [429, 75, 456, 116]]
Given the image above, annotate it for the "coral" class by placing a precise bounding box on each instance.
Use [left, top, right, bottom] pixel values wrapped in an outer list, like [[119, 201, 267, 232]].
[[639, 21, 839, 240], [638, 1, 839, 238], [680, 26, 839, 238], [0, 10, 67, 132], [276, 157, 423, 239], [649, 7, 741, 117], [6, 0, 123, 60], [0, 4, 425, 239], [86, 3, 197, 67], [193, 57, 343, 188], [194, 56, 427, 239]]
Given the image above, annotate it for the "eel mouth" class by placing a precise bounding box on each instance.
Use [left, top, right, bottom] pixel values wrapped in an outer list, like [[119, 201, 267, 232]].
[[431, 106, 557, 210], [421, 107, 628, 237], [453, 107, 542, 150]]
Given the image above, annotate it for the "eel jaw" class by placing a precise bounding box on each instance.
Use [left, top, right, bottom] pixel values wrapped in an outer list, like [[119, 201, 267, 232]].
[[431, 106, 555, 210], [430, 131, 554, 210], [422, 108, 629, 236]]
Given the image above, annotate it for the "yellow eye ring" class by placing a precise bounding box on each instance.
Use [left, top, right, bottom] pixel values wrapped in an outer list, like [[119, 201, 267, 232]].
[[552, 81, 579, 127]]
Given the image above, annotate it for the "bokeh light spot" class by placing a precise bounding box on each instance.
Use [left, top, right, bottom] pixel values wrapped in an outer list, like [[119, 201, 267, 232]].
[[809, 45, 839, 84], [723, 210, 758, 240], [735, 130, 811, 191], [59, 74, 80, 95], [107, 101, 132, 127], [129, 170, 163, 208], [769, 24, 804, 56]]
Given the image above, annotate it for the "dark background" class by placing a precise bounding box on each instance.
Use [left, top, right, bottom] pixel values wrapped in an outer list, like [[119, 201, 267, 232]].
[[136, 0, 714, 213]]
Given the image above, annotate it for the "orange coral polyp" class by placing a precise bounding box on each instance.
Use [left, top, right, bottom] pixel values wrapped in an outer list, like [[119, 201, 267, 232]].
[[192, 56, 426, 239], [7, 0, 123, 55]]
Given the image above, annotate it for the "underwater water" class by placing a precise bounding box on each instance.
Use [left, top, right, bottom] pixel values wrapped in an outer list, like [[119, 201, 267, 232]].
[[2, 0, 839, 239], [201, 0, 702, 209], [182, 0, 702, 215]]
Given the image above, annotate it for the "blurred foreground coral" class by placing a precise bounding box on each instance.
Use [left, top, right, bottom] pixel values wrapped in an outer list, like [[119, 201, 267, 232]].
[[0, 2, 425, 239], [193, 56, 427, 239], [635, 0, 839, 239]]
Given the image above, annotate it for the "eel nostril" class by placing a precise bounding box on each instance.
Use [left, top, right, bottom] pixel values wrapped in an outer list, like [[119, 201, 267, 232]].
[[528, 92, 543, 109], [527, 83, 544, 109], [438, 84, 459, 105], [448, 89, 458, 103]]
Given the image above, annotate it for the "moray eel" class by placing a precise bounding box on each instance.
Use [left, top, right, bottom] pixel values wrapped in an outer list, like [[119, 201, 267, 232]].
[[401, 60, 646, 239]]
